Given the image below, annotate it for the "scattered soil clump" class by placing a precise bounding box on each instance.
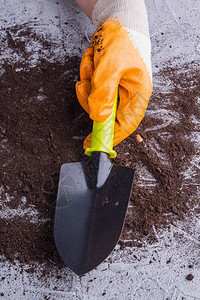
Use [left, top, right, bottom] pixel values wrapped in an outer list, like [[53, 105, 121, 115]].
[[186, 274, 194, 281]]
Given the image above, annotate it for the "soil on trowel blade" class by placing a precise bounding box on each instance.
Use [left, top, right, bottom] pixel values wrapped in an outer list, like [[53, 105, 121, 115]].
[[0, 27, 199, 268]]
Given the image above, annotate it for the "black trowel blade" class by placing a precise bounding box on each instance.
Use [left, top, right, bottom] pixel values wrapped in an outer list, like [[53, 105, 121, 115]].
[[54, 152, 134, 276]]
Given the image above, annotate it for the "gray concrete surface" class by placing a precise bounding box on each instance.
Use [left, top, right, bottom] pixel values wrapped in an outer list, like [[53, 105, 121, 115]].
[[0, 0, 199, 299]]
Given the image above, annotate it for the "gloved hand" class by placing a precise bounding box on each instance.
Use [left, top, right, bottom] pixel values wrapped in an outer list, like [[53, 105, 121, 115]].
[[76, 0, 153, 149]]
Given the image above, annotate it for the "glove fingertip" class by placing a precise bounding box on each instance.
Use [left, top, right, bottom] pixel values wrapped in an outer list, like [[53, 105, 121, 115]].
[[89, 106, 112, 122], [88, 92, 116, 122], [83, 133, 92, 150]]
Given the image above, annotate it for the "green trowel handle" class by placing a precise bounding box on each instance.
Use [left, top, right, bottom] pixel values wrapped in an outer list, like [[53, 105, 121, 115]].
[[85, 92, 118, 159]]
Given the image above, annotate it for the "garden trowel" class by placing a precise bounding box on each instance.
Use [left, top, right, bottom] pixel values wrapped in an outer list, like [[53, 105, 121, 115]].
[[54, 93, 134, 275]]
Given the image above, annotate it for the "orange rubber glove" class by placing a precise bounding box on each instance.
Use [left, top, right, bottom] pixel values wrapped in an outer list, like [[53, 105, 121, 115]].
[[76, 0, 153, 149]]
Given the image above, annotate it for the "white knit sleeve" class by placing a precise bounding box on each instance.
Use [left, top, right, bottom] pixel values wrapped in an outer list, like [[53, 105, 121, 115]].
[[92, 0, 150, 39]]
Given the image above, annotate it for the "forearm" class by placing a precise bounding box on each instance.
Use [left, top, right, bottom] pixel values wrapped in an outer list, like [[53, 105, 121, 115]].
[[75, 0, 99, 19]]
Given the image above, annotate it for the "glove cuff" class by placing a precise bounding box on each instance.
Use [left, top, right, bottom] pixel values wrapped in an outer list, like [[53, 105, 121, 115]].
[[92, 0, 150, 38]]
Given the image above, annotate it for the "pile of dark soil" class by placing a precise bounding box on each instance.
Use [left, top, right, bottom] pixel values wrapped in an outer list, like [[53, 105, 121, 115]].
[[0, 26, 199, 268]]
